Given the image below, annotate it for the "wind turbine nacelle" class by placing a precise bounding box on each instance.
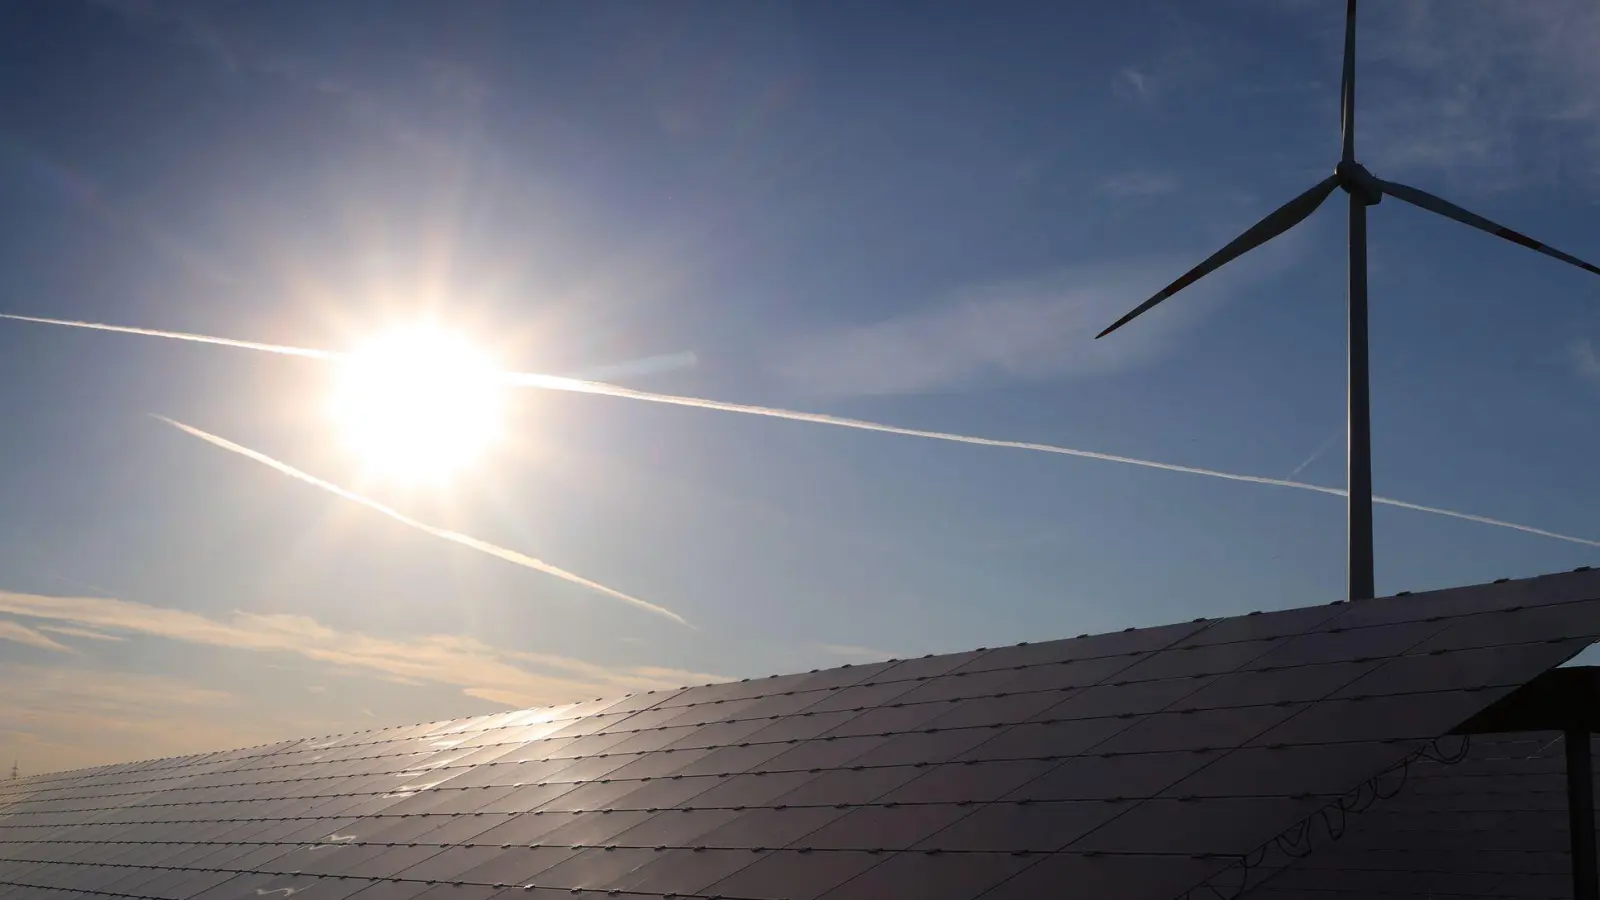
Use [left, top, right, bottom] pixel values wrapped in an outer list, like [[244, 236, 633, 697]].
[[1335, 161, 1383, 207]]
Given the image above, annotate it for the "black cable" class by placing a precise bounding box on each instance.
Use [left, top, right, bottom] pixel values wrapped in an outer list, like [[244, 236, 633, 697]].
[[1180, 733, 1474, 900]]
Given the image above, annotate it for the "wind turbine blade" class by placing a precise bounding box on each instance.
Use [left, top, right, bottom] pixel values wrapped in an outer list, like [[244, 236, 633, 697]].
[[1381, 179, 1600, 277], [1340, 0, 1357, 162], [1096, 175, 1339, 339]]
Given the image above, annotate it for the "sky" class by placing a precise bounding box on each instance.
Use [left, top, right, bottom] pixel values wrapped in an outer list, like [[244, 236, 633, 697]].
[[1, 0, 1598, 776]]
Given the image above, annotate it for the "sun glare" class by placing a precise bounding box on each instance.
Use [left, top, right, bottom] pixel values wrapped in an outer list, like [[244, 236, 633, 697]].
[[328, 326, 504, 482]]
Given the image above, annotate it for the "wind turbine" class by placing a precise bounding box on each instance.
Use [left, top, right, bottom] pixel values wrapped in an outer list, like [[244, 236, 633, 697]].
[[1095, 0, 1600, 602]]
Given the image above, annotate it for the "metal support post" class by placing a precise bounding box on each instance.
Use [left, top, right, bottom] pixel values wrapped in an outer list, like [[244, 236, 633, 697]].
[[1567, 728, 1598, 900]]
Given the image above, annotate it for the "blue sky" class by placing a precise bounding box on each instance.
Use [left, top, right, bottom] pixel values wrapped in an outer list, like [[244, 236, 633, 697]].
[[1, 0, 1598, 774]]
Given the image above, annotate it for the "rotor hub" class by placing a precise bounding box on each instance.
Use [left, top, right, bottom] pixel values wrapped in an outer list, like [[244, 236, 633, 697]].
[[1336, 160, 1383, 206]]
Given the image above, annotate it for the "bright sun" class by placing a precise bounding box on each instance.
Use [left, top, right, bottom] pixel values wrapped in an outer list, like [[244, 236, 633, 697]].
[[328, 326, 505, 482]]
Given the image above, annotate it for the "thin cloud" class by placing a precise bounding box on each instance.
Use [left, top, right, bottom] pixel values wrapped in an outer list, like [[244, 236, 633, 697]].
[[1363, 0, 1600, 189], [89, 0, 456, 162], [5, 314, 1599, 551], [503, 649, 727, 692], [0, 136, 236, 289], [0, 662, 294, 774], [1099, 171, 1180, 198], [157, 417, 687, 627], [772, 267, 1187, 397], [1573, 338, 1600, 384], [771, 252, 1307, 399], [1114, 67, 1154, 102], [0, 620, 75, 653], [463, 687, 543, 707], [574, 351, 700, 382], [36, 624, 125, 642], [0, 591, 726, 708]]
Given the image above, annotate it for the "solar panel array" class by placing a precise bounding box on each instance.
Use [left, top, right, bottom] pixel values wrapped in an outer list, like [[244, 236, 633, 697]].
[[1240, 731, 1591, 900], [3, 569, 1600, 900]]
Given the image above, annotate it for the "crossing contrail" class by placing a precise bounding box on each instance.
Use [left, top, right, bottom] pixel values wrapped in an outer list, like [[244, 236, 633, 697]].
[[9, 314, 1599, 551], [1289, 433, 1340, 479], [156, 416, 689, 626]]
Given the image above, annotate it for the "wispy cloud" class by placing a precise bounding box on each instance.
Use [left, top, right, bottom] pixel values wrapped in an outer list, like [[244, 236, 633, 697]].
[[36, 624, 126, 642], [772, 254, 1298, 398], [6, 314, 1599, 551], [1113, 67, 1154, 102], [0, 662, 285, 773], [1572, 338, 1600, 384], [0, 591, 727, 709], [0, 135, 236, 288], [0, 619, 74, 653], [88, 0, 467, 161], [157, 417, 688, 627], [1363, 0, 1600, 190], [1098, 170, 1180, 198]]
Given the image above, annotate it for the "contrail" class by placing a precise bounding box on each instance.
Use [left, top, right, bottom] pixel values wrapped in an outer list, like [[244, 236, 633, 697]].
[[0, 314, 699, 377], [520, 371, 1366, 494], [1367, 496, 1600, 549], [514, 376, 1600, 549], [575, 351, 699, 382], [2, 314, 341, 361], [9, 314, 1599, 551], [155, 416, 689, 626], [1289, 433, 1340, 479]]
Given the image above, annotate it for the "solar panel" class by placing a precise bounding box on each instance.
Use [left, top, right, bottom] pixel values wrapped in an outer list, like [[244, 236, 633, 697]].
[[1236, 731, 1593, 900], [3, 569, 1600, 900]]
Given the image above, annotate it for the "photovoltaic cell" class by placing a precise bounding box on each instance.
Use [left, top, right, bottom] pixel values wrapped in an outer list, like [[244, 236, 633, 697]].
[[604, 773, 721, 810], [695, 806, 846, 849], [703, 848, 884, 900], [1233, 731, 1600, 900], [801, 803, 971, 851], [843, 728, 996, 768], [813, 850, 1035, 900], [604, 847, 763, 894], [534, 846, 675, 890], [918, 690, 1066, 730], [756, 735, 889, 772], [3, 570, 1600, 900], [912, 799, 1111, 852], [607, 808, 740, 848], [979, 852, 1229, 900]]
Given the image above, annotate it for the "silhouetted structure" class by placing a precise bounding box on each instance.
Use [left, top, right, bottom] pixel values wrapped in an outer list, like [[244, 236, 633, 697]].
[[1096, 0, 1600, 603]]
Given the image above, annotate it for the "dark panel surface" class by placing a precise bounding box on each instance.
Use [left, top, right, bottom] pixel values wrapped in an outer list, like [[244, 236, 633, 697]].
[[3, 570, 1600, 900], [1236, 730, 1597, 900]]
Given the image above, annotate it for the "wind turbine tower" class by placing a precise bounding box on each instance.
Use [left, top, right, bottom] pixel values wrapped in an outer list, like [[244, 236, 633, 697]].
[[1096, 0, 1600, 601]]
